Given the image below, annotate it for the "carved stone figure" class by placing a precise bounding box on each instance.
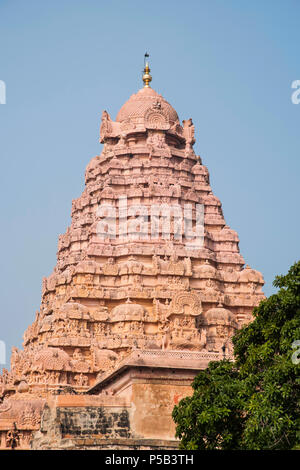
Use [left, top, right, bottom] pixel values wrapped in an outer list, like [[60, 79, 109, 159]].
[[182, 118, 195, 156], [100, 110, 113, 143]]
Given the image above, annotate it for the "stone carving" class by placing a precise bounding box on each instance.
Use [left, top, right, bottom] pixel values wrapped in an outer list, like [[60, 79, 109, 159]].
[[102, 258, 119, 275], [201, 304, 238, 353], [169, 291, 202, 317], [118, 256, 143, 275], [74, 373, 89, 387], [184, 257, 192, 276], [6, 424, 20, 449], [92, 348, 118, 372], [100, 110, 113, 143], [147, 131, 171, 158], [150, 254, 192, 277], [117, 132, 127, 148], [72, 349, 90, 373], [0, 76, 265, 449], [145, 106, 170, 130], [183, 118, 195, 156], [19, 405, 41, 427]]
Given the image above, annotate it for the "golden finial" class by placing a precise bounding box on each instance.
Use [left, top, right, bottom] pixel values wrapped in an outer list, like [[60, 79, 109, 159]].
[[142, 52, 152, 88]]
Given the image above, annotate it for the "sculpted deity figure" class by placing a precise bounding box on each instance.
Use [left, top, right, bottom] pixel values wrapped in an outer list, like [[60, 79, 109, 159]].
[[184, 257, 192, 276], [10, 347, 25, 377], [182, 119, 195, 145], [183, 118, 195, 157], [147, 131, 171, 159], [117, 132, 127, 148], [153, 297, 162, 316], [169, 252, 178, 264], [103, 257, 118, 276], [49, 371, 60, 384], [6, 424, 20, 449], [100, 110, 113, 143], [73, 348, 84, 361], [152, 254, 160, 274], [158, 320, 170, 350], [74, 373, 88, 387]]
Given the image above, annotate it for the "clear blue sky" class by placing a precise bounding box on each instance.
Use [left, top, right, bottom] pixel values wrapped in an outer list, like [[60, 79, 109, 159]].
[[0, 0, 299, 368]]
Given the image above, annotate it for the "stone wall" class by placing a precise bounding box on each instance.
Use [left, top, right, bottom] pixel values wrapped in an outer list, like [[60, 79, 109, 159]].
[[58, 407, 130, 439], [31, 395, 132, 449], [30, 392, 180, 450]]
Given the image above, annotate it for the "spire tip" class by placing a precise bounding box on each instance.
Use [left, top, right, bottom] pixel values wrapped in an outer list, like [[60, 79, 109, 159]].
[[142, 53, 152, 88]]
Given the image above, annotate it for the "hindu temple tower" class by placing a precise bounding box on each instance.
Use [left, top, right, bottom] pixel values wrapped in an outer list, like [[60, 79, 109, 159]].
[[0, 59, 264, 450]]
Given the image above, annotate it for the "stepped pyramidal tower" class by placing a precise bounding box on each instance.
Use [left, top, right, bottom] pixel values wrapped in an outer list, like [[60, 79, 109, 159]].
[[0, 59, 264, 450]]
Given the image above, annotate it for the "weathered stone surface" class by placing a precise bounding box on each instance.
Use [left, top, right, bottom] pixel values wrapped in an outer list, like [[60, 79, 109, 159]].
[[58, 407, 130, 439], [0, 68, 264, 449]]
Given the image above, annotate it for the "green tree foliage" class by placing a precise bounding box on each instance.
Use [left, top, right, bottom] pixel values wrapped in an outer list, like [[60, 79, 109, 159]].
[[172, 261, 300, 449]]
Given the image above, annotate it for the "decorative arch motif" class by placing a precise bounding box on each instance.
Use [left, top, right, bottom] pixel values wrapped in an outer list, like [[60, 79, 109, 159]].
[[145, 108, 170, 130], [168, 291, 202, 317]]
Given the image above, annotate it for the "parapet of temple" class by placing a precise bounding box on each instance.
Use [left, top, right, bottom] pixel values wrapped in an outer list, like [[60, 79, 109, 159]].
[[0, 60, 264, 449]]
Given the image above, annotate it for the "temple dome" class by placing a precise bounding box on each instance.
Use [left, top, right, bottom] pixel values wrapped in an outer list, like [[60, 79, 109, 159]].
[[109, 303, 149, 322], [239, 265, 264, 283], [203, 305, 237, 327], [194, 261, 217, 278], [116, 87, 179, 124], [32, 347, 72, 371]]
